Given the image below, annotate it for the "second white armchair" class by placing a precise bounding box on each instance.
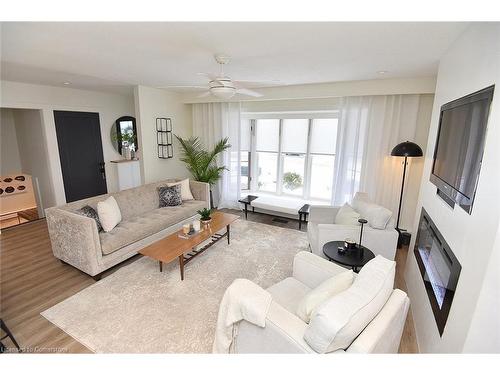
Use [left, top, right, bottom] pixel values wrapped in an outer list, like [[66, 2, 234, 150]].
[[307, 193, 399, 260]]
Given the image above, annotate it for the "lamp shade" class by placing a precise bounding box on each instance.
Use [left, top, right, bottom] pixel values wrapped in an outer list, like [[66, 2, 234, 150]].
[[391, 141, 423, 157]]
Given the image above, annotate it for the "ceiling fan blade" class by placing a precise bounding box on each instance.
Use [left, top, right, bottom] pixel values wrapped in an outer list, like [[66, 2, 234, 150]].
[[157, 85, 208, 90], [197, 91, 212, 98], [198, 72, 228, 86], [236, 88, 263, 97], [197, 72, 219, 80], [233, 79, 281, 88]]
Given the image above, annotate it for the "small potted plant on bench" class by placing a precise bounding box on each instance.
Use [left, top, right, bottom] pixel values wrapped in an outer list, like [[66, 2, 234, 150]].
[[197, 208, 212, 227]]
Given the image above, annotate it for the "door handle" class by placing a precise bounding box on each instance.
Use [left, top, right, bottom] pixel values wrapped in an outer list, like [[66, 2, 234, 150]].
[[99, 162, 106, 180]]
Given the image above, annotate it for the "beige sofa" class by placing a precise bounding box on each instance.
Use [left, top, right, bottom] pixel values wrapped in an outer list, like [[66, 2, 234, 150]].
[[46, 179, 210, 279]]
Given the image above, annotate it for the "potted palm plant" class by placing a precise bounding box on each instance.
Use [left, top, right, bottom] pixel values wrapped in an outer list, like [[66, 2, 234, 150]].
[[175, 135, 231, 208]]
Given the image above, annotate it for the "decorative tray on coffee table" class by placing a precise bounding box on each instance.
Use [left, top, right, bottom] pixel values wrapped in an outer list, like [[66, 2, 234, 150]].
[[177, 228, 205, 239]]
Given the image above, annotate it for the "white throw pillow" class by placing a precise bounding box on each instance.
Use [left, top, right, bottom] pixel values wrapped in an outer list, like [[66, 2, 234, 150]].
[[304, 255, 395, 353], [365, 204, 393, 230], [334, 203, 361, 226], [166, 178, 194, 201], [97, 196, 122, 232], [351, 192, 392, 230], [351, 192, 373, 218], [296, 270, 354, 323]]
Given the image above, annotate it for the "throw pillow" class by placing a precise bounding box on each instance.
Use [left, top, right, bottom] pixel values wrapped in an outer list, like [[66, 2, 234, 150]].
[[296, 270, 355, 323], [97, 196, 122, 232], [76, 205, 103, 232], [365, 204, 393, 230], [166, 178, 194, 201], [304, 256, 396, 353], [351, 192, 373, 218], [334, 203, 361, 226], [158, 184, 183, 207], [351, 192, 392, 229]]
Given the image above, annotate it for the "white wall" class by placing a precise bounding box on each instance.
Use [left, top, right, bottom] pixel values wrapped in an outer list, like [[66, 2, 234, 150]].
[[0, 108, 22, 175], [11, 108, 55, 209], [134, 85, 192, 184], [405, 24, 500, 353], [463, 223, 500, 352], [0, 80, 135, 206]]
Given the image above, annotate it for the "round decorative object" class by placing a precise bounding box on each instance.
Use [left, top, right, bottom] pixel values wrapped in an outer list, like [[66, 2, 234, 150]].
[[323, 240, 375, 273], [15, 175, 26, 181], [111, 116, 138, 155], [4, 178, 13, 183], [17, 185, 26, 191], [5, 186, 15, 193]]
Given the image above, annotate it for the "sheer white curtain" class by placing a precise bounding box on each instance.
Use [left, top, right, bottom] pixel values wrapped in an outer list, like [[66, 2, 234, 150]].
[[333, 94, 431, 230], [192, 102, 241, 209]]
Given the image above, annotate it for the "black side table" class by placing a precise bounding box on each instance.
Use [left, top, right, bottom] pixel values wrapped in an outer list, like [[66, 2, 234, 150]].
[[238, 195, 258, 220], [322, 241, 375, 273], [298, 204, 310, 230]]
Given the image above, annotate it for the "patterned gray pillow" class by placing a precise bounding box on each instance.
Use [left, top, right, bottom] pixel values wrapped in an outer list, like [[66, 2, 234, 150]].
[[77, 205, 103, 232], [158, 184, 182, 207]]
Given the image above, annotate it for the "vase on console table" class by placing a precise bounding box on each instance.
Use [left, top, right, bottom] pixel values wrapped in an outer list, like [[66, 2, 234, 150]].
[[122, 143, 132, 160]]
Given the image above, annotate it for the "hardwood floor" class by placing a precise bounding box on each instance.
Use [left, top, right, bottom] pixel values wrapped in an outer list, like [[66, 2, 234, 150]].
[[1, 219, 92, 353], [0, 210, 418, 353]]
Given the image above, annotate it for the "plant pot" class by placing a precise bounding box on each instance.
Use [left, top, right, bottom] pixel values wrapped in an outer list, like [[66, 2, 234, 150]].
[[200, 217, 212, 228]]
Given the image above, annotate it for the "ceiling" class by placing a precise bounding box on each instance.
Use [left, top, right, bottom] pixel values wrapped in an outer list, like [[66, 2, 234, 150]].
[[0, 22, 468, 95]]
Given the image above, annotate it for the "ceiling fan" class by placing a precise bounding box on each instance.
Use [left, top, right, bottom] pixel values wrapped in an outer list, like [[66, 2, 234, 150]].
[[165, 54, 278, 100]]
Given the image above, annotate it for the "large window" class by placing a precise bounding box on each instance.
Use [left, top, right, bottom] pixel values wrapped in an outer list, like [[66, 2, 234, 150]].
[[309, 119, 337, 200], [247, 116, 338, 201], [281, 119, 308, 196], [255, 119, 280, 192]]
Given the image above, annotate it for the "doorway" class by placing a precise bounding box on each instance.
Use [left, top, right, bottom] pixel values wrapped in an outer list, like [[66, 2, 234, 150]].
[[0, 108, 48, 229], [54, 111, 108, 202]]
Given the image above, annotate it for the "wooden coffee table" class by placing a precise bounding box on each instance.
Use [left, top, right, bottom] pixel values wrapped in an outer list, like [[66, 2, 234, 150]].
[[139, 211, 239, 280]]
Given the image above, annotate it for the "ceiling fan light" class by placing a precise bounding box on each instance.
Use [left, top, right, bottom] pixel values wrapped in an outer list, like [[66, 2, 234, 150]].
[[210, 86, 236, 99]]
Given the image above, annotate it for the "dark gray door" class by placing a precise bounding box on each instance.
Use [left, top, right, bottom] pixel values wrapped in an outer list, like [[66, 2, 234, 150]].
[[54, 111, 107, 202]]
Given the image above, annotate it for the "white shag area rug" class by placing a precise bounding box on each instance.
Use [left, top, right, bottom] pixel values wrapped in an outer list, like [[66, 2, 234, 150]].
[[41, 219, 308, 353]]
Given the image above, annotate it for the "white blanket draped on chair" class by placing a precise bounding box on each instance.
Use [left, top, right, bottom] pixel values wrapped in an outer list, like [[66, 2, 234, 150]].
[[213, 278, 272, 353]]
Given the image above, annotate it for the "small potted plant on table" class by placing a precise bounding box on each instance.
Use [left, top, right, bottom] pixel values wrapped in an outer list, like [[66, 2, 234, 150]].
[[197, 208, 212, 228]]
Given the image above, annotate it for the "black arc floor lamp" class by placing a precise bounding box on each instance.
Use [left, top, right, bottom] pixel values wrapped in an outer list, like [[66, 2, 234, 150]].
[[391, 141, 423, 246]]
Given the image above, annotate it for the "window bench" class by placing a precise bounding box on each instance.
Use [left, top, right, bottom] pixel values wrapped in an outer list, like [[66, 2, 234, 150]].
[[250, 196, 305, 217]]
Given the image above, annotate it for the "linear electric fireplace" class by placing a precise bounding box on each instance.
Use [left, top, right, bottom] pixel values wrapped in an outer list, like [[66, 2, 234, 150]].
[[414, 208, 461, 336]]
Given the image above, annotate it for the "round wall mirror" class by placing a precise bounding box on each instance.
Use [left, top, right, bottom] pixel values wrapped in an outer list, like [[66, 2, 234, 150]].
[[111, 116, 138, 155]]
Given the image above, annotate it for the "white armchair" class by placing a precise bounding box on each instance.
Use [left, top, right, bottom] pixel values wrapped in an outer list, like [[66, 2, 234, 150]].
[[307, 204, 399, 261], [231, 252, 409, 354]]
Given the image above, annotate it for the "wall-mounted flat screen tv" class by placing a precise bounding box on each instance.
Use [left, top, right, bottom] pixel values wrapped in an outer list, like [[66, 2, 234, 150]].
[[430, 85, 494, 214]]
